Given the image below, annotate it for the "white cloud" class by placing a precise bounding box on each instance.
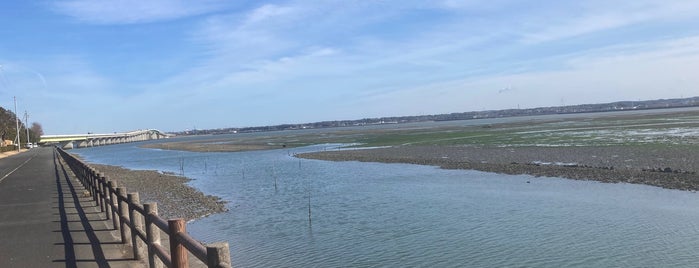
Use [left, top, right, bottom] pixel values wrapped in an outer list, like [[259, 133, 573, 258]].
[[31, 0, 699, 132], [437, 0, 526, 11], [140, 0, 699, 126], [0, 56, 128, 134], [52, 0, 229, 24], [359, 36, 699, 116], [520, 1, 699, 44], [244, 4, 295, 25]]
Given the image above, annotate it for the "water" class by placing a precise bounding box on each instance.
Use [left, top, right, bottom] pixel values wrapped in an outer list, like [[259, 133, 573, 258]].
[[72, 140, 699, 267]]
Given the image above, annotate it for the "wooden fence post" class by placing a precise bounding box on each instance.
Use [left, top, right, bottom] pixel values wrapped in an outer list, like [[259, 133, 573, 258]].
[[108, 180, 119, 228], [106, 179, 115, 222], [98, 173, 104, 208], [90, 169, 98, 203], [169, 219, 188, 268], [94, 172, 103, 211], [145, 203, 163, 268], [207, 242, 232, 268], [116, 187, 131, 245], [128, 193, 145, 260]]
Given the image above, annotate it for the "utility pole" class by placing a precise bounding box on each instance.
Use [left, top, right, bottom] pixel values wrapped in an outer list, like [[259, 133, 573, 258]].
[[14, 96, 19, 152], [25, 111, 30, 147]]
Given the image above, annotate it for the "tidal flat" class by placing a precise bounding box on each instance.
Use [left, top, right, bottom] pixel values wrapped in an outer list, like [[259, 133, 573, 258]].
[[72, 108, 699, 267], [89, 164, 227, 221], [145, 107, 699, 191]]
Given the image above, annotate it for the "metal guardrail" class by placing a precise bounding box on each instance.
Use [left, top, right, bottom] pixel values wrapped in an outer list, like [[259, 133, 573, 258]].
[[56, 147, 231, 268]]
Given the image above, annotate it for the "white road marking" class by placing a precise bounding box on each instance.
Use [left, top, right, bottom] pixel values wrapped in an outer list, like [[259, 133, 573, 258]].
[[0, 155, 36, 184]]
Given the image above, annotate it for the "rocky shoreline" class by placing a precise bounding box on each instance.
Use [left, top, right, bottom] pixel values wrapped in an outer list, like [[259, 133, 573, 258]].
[[298, 145, 699, 191], [90, 164, 227, 221]]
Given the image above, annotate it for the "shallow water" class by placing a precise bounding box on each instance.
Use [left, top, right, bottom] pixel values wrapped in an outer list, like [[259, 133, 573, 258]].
[[73, 141, 699, 267]]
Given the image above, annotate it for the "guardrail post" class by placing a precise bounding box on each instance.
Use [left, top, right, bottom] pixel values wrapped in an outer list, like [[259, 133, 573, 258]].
[[128, 193, 145, 260], [117, 187, 131, 245], [90, 168, 98, 203], [169, 219, 188, 268], [79, 164, 86, 183], [102, 177, 109, 215], [100, 177, 107, 211], [93, 171, 102, 210], [207, 242, 232, 268], [108, 180, 118, 227], [145, 203, 163, 268]]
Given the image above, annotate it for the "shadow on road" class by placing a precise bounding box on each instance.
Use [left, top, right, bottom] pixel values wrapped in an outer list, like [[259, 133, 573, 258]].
[[52, 150, 135, 267]]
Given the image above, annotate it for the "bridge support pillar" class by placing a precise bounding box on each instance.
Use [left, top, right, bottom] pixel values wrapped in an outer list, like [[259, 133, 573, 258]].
[[78, 140, 89, 148], [61, 141, 74, 150]]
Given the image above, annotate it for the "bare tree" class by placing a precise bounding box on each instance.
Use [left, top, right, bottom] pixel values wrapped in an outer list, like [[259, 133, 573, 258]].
[[30, 122, 43, 142]]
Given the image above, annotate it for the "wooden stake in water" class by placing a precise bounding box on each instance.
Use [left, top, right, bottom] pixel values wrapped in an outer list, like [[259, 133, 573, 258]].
[[179, 157, 185, 176], [272, 166, 278, 192], [307, 177, 312, 226], [299, 159, 311, 226], [241, 160, 246, 179]]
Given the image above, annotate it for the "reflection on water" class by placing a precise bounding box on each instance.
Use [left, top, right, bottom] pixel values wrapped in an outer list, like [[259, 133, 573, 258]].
[[74, 141, 699, 267]]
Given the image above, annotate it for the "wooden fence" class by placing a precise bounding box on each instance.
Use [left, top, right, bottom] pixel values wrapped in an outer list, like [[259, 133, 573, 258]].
[[56, 147, 232, 268]]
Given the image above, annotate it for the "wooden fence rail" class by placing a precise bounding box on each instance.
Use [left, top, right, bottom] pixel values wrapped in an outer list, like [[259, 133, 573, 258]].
[[56, 147, 232, 268]]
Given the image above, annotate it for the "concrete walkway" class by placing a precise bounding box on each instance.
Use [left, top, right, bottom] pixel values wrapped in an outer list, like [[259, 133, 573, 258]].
[[0, 147, 144, 267]]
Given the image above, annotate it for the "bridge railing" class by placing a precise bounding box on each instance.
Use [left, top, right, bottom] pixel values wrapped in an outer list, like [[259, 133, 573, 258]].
[[56, 147, 231, 268]]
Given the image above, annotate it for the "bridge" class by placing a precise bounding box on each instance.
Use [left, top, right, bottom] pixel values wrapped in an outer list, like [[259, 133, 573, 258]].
[[40, 129, 169, 149]]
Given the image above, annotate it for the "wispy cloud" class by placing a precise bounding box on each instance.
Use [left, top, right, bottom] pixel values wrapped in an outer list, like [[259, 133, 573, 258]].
[[134, 1, 699, 124], [0, 55, 123, 132], [519, 1, 699, 44], [363, 36, 699, 114], [20, 0, 699, 132], [51, 0, 231, 24]]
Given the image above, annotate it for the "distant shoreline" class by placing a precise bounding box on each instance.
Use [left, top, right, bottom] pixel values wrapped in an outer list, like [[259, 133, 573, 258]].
[[171, 97, 699, 136]]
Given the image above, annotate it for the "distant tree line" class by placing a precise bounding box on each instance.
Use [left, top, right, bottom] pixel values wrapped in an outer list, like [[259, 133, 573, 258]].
[[173, 96, 699, 136], [0, 106, 43, 148]]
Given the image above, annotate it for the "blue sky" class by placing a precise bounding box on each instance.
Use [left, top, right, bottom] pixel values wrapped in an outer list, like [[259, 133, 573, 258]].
[[1, 1, 699, 134]]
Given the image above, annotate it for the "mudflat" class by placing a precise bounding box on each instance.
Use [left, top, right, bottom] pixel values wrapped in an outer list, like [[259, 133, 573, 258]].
[[91, 164, 227, 221], [147, 107, 699, 191], [298, 145, 699, 190]]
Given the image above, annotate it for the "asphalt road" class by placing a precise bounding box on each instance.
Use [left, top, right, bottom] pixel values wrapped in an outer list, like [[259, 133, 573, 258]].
[[0, 147, 142, 267], [0, 147, 63, 267]]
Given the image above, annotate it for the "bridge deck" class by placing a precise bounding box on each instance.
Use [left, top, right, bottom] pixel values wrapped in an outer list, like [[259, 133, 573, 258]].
[[40, 129, 168, 143]]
